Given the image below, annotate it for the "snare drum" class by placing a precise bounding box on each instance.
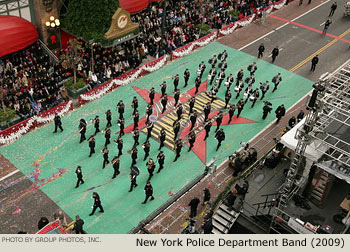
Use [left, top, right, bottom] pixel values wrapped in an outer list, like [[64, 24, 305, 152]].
[[243, 92, 249, 99], [207, 75, 211, 80], [224, 81, 229, 87], [216, 78, 219, 83], [197, 69, 201, 75], [234, 86, 240, 92], [249, 95, 255, 101]]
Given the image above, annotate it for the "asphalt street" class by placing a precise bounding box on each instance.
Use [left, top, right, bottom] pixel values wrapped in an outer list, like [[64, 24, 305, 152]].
[[240, 0, 350, 82]]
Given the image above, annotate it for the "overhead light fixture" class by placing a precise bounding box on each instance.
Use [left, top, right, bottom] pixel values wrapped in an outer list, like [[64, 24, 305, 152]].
[[55, 19, 60, 26], [45, 21, 50, 27], [50, 16, 55, 21]]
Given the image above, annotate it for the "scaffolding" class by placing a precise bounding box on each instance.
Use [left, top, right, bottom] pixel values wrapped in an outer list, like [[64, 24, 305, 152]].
[[270, 60, 350, 233]]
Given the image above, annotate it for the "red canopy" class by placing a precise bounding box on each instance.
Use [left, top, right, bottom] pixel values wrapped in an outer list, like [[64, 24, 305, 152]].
[[119, 0, 149, 14], [0, 15, 39, 57]]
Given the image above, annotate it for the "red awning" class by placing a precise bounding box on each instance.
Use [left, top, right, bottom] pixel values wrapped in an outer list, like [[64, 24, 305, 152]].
[[119, 0, 149, 14], [0, 15, 39, 57]]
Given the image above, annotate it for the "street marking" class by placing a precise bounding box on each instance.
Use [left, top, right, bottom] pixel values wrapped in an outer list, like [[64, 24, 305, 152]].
[[268, 48, 283, 57], [269, 15, 350, 44], [289, 29, 350, 72], [238, 0, 331, 50], [320, 21, 325, 26], [0, 170, 20, 182]]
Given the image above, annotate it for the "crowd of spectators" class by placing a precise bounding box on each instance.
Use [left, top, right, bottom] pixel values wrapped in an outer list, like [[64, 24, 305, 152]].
[[0, 0, 276, 124]]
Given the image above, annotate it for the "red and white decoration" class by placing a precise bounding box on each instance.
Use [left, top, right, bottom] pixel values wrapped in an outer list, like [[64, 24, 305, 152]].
[[0, 101, 73, 145]]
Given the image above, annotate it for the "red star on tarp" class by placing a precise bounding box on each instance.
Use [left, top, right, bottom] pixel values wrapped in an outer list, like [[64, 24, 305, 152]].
[[121, 81, 255, 164]]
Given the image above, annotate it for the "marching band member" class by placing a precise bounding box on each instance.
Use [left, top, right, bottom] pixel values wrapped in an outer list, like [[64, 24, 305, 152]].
[[160, 81, 167, 96], [208, 54, 217, 68], [93, 115, 100, 135], [260, 81, 270, 100], [184, 69, 190, 87], [225, 89, 232, 109], [88, 135, 96, 157], [228, 104, 236, 123], [173, 74, 179, 92], [218, 50, 228, 61], [272, 73, 282, 92], [198, 61, 206, 79], [102, 147, 110, 169], [225, 73, 234, 90], [216, 69, 226, 89], [111, 156, 120, 179], [103, 127, 111, 147], [116, 100, 125, 119], [236, 69, 244, 86], [207, 66, 217, 85], [78, 118, 87, 143], [243, 83, 254, 103], [247, 62, 258, 76], [131, 96, 138, 114], [234, 80, 245, 99], [105, 109, 112, 128], [250, 88, 260, 108]]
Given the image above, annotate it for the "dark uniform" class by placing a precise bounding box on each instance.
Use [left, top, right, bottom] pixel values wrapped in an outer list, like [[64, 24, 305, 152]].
[[94, 116, 100, 135], [258, 43, 265, 58], [217, 70, 225, 89], [173, 120, 181, 140], [260, 81, 269, 100], [72, 216, 86, 234], [79, 119, 87, 143], [146, 122, 154, 141], [112, 156, 120, 179], [149, 87, 155, 105], [195, 76, 201, 94], [235, 81, 244, 99], [247, 62, 257, 76], [129, 173, 138, 192], [173, 139, 183, 162], [225, 89, 232, 109], [133, 111, 139, 130], [236, 99, 245, 118], [208, 55, 217, 68], [89, 192, 104, 216], [215, 129, 225, 151], [160, 94, 168, 114], [188, 131, 196, 152], [226, 74, 234, 89], [88, 135, 95, 157], [116, 100, 125, 119], [106, 110, 112, 128], [173, 74, 179, 92], [189, 112, 197, 131], [53, 114, 63, 133], [142, 182, 155, 204], [142, 140, 151, 161], [118, 118, 125, 136], [250, 89, 260, 108], [208, 67, 217, 86], [189, 97, 196, 114], [131, 96, 138, 114], [115, 137, 123, 157], [102, 147, 109, 169], [188, 197, 200, 218], [132, 129, 140, 148], [198, 62, 206, 79], [272, 73, 282, 92], [215, 112, 223, 132], [146, 159, 155, 181], [184, 69, 190, 87], [158, 128, 166, 150], [75, 166, 84, 188], [204, 103, 211, 122], [204, 120, 212, 140], [157, 151, 165, 173], [174, 89, 180, 106], [131, 148, 138, 166], [236, 69, 244, 86], [104, 128, 111, 147], [160, 81, 167, 97], [228, 104, 236, 123], [145, 105, 153, 124], [271, 47, 279, 63], [176, 104, 183, 121], [275, 104, 286, 124], [310, 55, 319, 72], [262, 103, 272, 120]]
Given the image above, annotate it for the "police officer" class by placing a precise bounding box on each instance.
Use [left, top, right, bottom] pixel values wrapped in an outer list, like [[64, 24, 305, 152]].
[[102, 147, 109, 169], [75, 166, 84, 188], [160, 81, 167, 97], [149, 87, 155, 105], [116, 100, 125, 119], [228, 104, 236, 123], [115, 137, 123, 157], [195, 76, 201, 94], [236, 99, 245, 118], [258, 43, 265, 58], [132, 128, 140, 148], [143, 140, 151, 161], [88, 135, 95, 157], [104, 127, 111, 147], [204, 102, 211, 121], [173, 139, 183, 162], [106, 109, 112, 128], [145, 104, 153, 124], [94, 115, 100, 135], [131, 147, 138, 167], [142, 181, 155, 204], [112, 156, 120, 179], [173, 120, 181, 140], [262, 101, 272, 120], [184, 69, 190, 87], [173, 74, 179, 92], [275, 104, 286, 124], [189, 111, 197, 131], [131, 96, 138, 114], [208, 66, 217, 85], [146, 121, 154, 141], [53, 113, 63, 133], [146, 158, 155, 180], [118, 117, 125, 136], [157, 151, 165, 173], [79, 119, 87, 143], [133, 110, 139, 130], [204, 120, 212, 141], [189, 97, 196, 114], [260, 81, 269, 100], [176, 104, 183, 121], [174, 89, 180, 106], [272, 73, 282, 92], [215, 129, 225, 151], [236, 69, 244, 86], [188, 131, 196, 152], [225, 89, 232, 109], [158, 128, 166, 150], [215, 112, 223, 132], [271, 46, 279, 63], [89, 192, 104, 216]]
